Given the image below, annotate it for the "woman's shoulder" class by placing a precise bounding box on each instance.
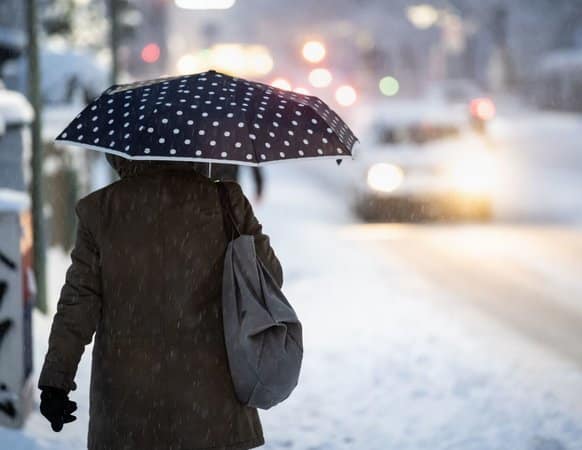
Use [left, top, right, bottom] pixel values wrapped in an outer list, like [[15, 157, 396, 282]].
[[221, 181, 253, 216], [220, 180, 245, 201], [76, 186, 107, 216]]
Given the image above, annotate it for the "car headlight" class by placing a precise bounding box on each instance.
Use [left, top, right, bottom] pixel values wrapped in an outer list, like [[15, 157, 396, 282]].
[[367, 163, 404, 193], [448, 154, 495, 194]]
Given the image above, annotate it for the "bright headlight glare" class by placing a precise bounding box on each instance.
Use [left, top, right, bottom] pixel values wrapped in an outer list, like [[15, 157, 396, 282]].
[[448, 156, 495, 194], [367, 163, 404, 193]]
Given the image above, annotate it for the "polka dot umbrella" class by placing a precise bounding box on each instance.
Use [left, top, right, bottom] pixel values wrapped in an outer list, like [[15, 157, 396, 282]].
[[55, 70, 358, 166]]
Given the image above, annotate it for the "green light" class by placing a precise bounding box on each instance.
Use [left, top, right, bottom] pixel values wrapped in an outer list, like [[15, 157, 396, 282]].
[[379, 76, 400, 96]]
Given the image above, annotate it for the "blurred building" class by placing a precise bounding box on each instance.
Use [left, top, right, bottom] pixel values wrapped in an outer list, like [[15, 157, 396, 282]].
[[0, 0, 26, 76], [125, 0, 170, 78]]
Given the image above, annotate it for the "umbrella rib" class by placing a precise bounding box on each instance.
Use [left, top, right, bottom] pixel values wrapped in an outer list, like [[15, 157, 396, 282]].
[[56, 139, 352, 167], [246, 84, 261, 164]]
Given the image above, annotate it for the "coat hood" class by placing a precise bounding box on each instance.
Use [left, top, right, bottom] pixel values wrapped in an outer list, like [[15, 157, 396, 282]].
[[106, 153, 209, 178]]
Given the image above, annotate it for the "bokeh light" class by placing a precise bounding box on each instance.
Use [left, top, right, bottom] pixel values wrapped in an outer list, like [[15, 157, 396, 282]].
[[335, 85, 357, 106], [367, 163, 404, 193], [175, 45, 273, 77], [247, 46, 274, 75], [308, 68, 333, 88], [302, 40, 326, 63], [294, 87, 311, 95], [176, 54, 200, 74], [141, 43, 161, 64], [213, 44, 247, 75], [448, 154, 497, 194], [470, 97, 496, 121], [406, 4, 439, 29], [379, 76, 400, 96], [271, 78, 292, 91]]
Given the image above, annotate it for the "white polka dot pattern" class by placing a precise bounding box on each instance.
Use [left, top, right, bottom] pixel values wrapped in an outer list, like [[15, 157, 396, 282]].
[[56, 70, 358, 165]]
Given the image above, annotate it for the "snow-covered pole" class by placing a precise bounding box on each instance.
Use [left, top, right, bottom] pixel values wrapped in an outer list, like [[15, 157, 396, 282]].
[[26, 0, 47, 313], [108, 0, 121, 87], [107, 0, 121, 183]]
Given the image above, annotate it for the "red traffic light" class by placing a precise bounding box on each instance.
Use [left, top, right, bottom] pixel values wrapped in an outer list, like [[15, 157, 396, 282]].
[[141, 43, 161, 64]]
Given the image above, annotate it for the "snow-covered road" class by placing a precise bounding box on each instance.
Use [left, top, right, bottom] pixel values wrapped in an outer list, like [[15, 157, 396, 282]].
[[490, 110, 582, 223], [3, 110, 582, 450], [256, 166, 582, 450]]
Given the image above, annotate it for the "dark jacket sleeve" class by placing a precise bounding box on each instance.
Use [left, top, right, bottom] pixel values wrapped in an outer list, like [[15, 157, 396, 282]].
[[38, 199, 102, 392], [225, 182, 283, 287]]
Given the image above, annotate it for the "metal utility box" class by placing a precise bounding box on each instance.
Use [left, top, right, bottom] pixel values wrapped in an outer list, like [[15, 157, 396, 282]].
[[0, 87, 33, 191], [0, 86, 34, 429]]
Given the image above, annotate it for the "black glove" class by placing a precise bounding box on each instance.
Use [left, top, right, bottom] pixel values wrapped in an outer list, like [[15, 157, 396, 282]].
[[39, 387, 77, 432]]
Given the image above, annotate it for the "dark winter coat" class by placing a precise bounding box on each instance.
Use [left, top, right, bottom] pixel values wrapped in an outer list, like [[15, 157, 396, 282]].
[[38, 155, 283, 450]]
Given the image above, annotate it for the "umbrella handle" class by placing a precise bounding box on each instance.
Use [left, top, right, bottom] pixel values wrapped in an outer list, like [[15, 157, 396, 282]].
[[208, 163, 212, 178]]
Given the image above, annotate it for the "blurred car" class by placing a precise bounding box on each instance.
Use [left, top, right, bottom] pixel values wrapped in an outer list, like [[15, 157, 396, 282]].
[[426, 78, 482, 105], [351, 102, 495, 222], [426, 79, 496, 134], [1, 40, 108, 105]]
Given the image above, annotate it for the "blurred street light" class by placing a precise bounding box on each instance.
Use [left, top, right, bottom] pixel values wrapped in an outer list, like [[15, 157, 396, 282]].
[[141, 42, 161, 63], [302, 40, 326, 64], [407, 4, 439, 29], [247, 45, 274, 75], [213, 44, 247, 74], [448, 154, 496, 194], [441, 12, 466, 53], [379, 76, 400, 96], [271, 78, 292, 91], [308, 68, 333, 88], [177, 54, 201, 74], [175, 45, 273, 77], [335, 85, 357, 107], [175, 0, 236, 10]]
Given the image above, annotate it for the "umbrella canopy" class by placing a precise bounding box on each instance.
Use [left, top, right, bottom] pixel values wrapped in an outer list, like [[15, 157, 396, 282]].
[[56, 70, 358, 166]]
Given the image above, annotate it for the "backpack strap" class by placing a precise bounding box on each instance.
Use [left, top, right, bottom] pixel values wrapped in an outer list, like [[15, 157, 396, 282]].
[[216, 182, 241, 241]]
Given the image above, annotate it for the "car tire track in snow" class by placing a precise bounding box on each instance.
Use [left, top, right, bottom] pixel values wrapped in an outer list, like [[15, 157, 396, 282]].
[[364, 224, 582, 366]]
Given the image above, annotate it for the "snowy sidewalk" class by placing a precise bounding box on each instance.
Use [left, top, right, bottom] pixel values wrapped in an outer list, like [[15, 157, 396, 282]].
[[2, 164, 582, 450], [256, 166, 582, 450]]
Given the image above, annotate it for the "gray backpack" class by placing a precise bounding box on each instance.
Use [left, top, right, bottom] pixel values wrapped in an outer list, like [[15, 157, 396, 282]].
[[217, 183, 303, 409]]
